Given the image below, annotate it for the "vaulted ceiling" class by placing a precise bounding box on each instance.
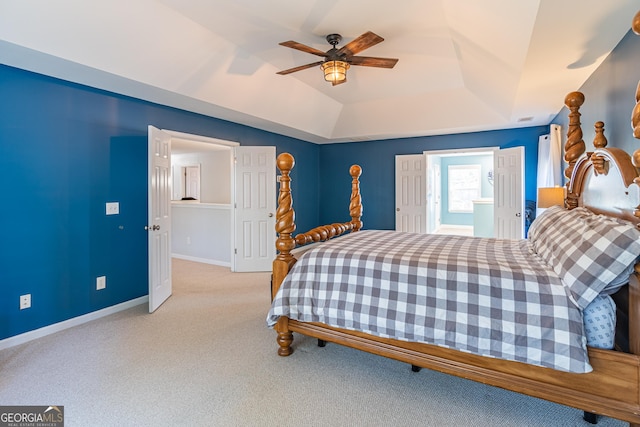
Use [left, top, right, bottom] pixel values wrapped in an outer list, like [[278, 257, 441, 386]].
[[1, 0, 637, 143]]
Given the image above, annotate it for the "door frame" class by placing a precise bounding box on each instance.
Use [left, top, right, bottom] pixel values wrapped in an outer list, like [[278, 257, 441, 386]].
[[161, 130, 239, 270], [423, 147, 498, 234]]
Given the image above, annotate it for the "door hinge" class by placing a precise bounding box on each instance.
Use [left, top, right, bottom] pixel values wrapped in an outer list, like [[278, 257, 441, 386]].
[[234, 248, 237, 254]]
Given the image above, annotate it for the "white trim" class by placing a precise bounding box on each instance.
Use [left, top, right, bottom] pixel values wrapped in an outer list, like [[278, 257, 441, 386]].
[[0, 297, 148, 351], [423, 146, 498, 156], [163, 130, 239, 147], [172, 253, 231, 268]]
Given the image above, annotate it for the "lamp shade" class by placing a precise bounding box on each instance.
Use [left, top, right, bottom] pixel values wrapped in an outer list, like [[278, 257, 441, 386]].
[[537, 186, 565, 208], [321, 60, 349, 83]]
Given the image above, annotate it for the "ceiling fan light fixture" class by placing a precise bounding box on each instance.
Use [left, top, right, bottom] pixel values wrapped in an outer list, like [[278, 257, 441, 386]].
[[321, 60, 349, 84]]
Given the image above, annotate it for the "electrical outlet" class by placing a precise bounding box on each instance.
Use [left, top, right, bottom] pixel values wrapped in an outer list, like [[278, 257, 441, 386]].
[[20, 294, 31, 310], [106, 202, 119, 215], [186, 236, 191, 245], [96, 276, 106, 290]]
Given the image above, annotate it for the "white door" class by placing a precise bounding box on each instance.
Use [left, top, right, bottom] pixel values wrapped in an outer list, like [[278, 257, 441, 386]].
[[233, 146, 276, 272], [185, 165, 200, 199], [395, 154, 426, 233], [148, 126, 172, 312], [494, 146, 524, 239]]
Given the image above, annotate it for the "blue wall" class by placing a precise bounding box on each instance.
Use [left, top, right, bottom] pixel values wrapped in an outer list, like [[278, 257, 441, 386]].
[[318, 127, 545, 230], [3, 26, 639, 341], [0, 64, 319, 340], [553, 29, 640, 157]]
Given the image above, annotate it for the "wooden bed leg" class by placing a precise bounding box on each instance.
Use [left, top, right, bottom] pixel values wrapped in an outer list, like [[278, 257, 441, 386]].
[[275, 317, 293, 356], [583, 412, 598, 424], [276, 330, 294, 356]]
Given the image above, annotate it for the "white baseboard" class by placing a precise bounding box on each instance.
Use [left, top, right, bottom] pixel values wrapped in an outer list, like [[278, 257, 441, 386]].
[[172, 254, 230, 268], [0, 296, 148, 351]]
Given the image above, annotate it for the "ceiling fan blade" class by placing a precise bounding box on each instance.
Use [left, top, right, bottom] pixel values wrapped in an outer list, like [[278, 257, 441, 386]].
[[279, 41, 328, 57], [337, 31, 384, 56], [349, 56, 398, 69], [276, 61, 323, 75]]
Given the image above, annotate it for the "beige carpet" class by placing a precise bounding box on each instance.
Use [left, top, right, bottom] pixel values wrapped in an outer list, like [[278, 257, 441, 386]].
[[0, 259, 628, 426]]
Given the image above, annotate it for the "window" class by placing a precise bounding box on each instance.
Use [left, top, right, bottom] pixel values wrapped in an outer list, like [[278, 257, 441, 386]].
[[448, 164, 481, 213]]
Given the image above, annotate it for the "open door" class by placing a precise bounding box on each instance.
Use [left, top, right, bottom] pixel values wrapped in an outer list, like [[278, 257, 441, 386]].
[[147, 126, 172, 312], [233, 146, 276, 272], [494, 146, 524, 239], [395, 154, 426, 233]]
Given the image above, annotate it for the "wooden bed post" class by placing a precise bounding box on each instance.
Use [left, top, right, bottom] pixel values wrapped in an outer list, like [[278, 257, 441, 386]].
[[273, 153, 296, 356], [629, 11, 640, 368], [632, 11, 640, 221], [564, 91, 586, 209], [349, 165, 363, 231]]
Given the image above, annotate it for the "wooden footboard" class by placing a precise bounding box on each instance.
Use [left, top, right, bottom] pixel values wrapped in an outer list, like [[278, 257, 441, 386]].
[[272, 153, 362, 295], [272, 153, 363, 355]]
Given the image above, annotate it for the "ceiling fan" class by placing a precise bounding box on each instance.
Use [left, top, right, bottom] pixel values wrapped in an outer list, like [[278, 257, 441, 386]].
[[276, 31, 399, 86]]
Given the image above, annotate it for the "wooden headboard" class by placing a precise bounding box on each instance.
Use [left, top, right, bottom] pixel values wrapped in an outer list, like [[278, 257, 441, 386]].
[[563, 92, 640, 225], [562, 90, 640, 359]]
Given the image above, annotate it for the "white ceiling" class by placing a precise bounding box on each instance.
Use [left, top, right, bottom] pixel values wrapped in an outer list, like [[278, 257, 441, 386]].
[[0, 0, 637, 144]]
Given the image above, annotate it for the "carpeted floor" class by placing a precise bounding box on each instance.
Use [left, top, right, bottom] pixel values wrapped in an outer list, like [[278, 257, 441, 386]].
[[0, 259, 628, 426]]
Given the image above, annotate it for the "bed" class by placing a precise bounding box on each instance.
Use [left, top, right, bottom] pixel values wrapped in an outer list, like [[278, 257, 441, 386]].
[[268, 27, 640, 427]]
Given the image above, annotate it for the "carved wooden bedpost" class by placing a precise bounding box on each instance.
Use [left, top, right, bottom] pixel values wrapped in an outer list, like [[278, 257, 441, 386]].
[[630, 11, 640, 365], [273, 153, 296, 356], [564, 91, 586, 209], [632, 11, 640, 224], [349, 165, 363, 231], [591, 121, 609, 176]]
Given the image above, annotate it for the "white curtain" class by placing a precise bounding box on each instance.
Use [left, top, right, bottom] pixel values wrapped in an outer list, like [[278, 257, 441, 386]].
[[536, 124, 562, 216]]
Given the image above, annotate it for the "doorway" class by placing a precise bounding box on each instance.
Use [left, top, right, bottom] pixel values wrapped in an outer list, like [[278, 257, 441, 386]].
[[396, 146, 524, 239], [156, 129, 276, 271], [425, 149, 496, 236], [170, 136, 235, 268]]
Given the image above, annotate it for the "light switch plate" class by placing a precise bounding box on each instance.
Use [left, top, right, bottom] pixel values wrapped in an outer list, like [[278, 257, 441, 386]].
[[96, 276, 106, 290], [106, 202, 119, 215]]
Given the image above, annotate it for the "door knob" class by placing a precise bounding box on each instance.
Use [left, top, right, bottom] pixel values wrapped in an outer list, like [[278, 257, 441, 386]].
[[268, 213, 274, 217], [396, 208, 400, 211], [515, 212, 522, 217], [145, 225, 161, 231]]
